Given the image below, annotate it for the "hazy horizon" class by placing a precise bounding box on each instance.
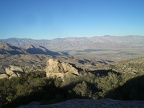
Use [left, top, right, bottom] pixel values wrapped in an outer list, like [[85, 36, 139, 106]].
[[0, 0, 144, 39], [1, 35, 144, 40]]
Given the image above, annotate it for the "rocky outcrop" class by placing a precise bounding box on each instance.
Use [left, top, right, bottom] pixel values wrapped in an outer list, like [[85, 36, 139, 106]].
[[45, 59, 79, 81], [0, 74, 8, 79], [5, 65, 24, 78]]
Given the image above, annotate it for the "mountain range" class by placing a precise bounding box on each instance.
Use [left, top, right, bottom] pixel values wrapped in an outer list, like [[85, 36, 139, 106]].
[[0, 41, 27, 55], [1, 36, 144, 107], [0, 41, 60, 56], [1, 36, 144, 51]]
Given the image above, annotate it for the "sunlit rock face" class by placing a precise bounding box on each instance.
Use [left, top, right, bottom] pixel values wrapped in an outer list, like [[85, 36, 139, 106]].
[[5, 65, 24, 79], [45, 59, 79, 81], [0, 74, 8, 79]]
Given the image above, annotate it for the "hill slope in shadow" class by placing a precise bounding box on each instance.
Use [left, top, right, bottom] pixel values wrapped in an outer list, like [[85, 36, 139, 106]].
[[106, 75, 144, 100]]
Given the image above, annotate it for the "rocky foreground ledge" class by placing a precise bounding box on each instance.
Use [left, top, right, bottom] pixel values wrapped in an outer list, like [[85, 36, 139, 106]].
[[18, 99, 144, 108]]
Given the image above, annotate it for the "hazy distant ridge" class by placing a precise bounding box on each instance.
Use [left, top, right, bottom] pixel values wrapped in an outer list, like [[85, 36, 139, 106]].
[[1, 36, 144, 50], [0, 41, 60, 56]]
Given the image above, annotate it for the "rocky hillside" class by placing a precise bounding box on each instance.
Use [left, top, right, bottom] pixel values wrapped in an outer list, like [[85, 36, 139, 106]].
[[0, 54, 50, 74], [0, 41, 27, 55], [1, 36, 144, 107], [1, 57, 144, 107], [1, 36, 144, 50], [109, 57, 144, 74], [0, 42, 62, 76], [0, 41, 61, 56]]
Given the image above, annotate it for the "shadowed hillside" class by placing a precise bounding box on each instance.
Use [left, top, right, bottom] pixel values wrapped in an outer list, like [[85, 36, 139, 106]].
[[0, 41, 61, 56], [0, 41, 27, 55], [26, 45, 61, 55], [106, 75, 144, 100]]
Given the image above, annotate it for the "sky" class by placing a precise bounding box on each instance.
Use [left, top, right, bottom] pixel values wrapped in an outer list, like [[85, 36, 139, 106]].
[[0, 0, 144, 39]]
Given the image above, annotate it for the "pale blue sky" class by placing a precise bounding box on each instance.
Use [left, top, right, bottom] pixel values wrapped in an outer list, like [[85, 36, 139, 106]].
[[0, 0, 144, 39]]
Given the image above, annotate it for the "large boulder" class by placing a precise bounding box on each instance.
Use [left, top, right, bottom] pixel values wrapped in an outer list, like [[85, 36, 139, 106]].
[[0, 74, 8, 79], [5, 65, 24, 78], [45, 59, 79, 81]]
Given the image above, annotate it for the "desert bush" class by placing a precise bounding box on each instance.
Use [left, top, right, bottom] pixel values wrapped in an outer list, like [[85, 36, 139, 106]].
[[0, 71, 54, 107], [72, 81, 100, 99], [1, 68, 144, 107], [106, 74, 144, 100], [93, 72, 121, 97]]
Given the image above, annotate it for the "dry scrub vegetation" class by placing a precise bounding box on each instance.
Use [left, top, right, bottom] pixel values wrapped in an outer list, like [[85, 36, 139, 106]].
[[0, 57, 144, 107]]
